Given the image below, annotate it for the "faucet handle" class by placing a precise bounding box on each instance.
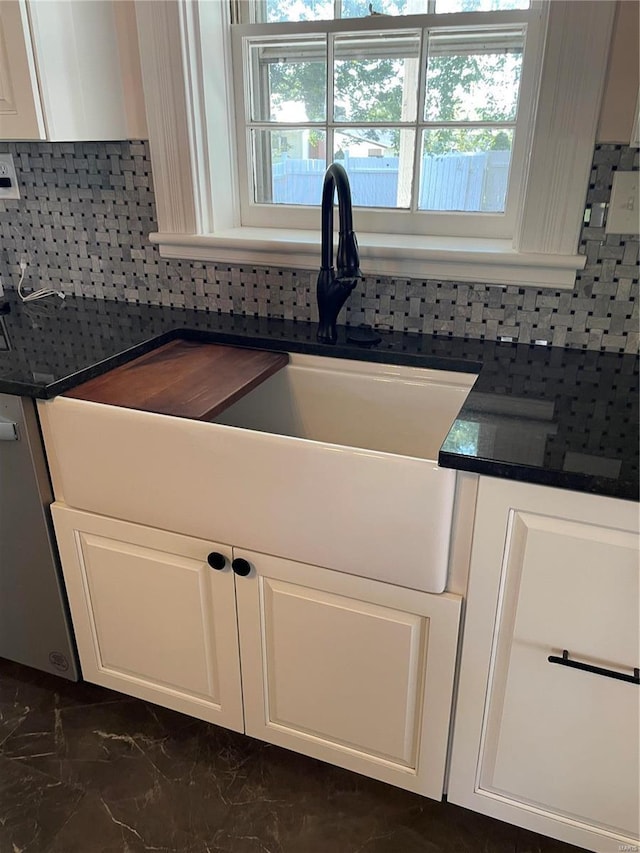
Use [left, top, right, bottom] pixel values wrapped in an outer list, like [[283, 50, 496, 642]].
[[336, 231, 361, 281], [317, 268, 355, 344]]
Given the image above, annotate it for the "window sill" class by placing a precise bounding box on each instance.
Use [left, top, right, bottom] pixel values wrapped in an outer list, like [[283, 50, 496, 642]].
[[151, 228, 585, 290]]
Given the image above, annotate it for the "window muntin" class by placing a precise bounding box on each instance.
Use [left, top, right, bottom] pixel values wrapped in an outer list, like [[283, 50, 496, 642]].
[[232, 4, 539, 237]]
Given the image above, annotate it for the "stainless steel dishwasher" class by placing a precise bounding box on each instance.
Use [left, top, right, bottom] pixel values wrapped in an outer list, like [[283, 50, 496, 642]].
[[0, 392, 79, 679]]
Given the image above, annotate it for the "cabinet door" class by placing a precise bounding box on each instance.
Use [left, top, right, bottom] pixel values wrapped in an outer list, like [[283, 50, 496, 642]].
[[0, 0, 44, 139], [52, 505, 244, 732], [448, 478, 639, 853], [234, 549, 461, 799]]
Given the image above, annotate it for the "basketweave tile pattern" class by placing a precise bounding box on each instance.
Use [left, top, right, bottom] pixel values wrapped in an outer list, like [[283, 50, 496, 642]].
[[0, 140, 637, 353]]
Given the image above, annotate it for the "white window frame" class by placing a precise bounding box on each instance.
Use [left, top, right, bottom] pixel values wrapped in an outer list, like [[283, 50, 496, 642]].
[[134, 0, 616, 289], [231, 13, 537, 240]]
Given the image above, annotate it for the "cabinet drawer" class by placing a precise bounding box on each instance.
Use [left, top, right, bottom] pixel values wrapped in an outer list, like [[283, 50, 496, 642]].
[[480, 510, 639, 839]]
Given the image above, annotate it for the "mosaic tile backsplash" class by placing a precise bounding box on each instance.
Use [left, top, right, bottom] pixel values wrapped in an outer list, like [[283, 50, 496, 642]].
[[0, 140, 637, 353]]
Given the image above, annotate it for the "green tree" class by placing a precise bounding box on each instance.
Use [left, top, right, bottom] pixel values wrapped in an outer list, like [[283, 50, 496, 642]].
[[268, 61, 327, 122], [263, 0, 521, 169], [423, 51, 520, 155], [268, 47, 519, 154], [268, 58, 403, 127]]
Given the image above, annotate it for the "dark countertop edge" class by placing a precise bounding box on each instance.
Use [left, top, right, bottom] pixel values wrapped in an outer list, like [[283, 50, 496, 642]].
[[180, 327, 484, 373], [33, 331, 179, 399], [438, 451, 639, 502], [29, 325, 483, 399]]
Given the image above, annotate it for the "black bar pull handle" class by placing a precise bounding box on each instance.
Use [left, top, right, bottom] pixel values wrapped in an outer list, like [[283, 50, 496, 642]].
[[548, 649, 640, 685]]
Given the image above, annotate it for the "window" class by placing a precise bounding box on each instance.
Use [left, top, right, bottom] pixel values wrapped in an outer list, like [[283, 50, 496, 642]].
[[135, 0, 616, 288], [231, 1, 538, 239]]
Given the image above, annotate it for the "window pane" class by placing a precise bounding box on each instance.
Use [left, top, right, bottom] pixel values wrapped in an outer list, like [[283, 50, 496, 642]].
[[334, 128, 415, 208], [262, 1, 335, 23], [252, 129, 326, 204], [419, 128, 513, 211], [435, 0, 529, 10], [249, 38, 326, 122], [341, 0, 431, 16], [260, 0, 432, 21], [425, 30, 523, 122], [334, 32, 421, 122]]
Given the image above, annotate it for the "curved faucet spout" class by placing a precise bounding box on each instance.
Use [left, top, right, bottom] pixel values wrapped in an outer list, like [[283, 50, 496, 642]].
[[317, 163, 362, 344]]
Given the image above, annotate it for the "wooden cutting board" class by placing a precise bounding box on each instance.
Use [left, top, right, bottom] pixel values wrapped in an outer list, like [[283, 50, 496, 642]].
[[64, 339, 289, 421]]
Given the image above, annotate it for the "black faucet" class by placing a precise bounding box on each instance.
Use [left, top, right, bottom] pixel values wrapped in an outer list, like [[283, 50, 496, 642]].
[[316, 163, 362, 344]]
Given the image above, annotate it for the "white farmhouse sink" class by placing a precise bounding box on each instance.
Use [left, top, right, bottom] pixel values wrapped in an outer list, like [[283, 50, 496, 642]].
[[212, 354, 476, 592], [40, 352, 476, 593]]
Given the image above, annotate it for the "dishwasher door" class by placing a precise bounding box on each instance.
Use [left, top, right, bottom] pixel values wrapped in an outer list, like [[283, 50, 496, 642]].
[[0, 393, 78, 679]]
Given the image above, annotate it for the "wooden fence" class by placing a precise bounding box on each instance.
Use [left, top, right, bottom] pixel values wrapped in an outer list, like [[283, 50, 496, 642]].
[[271, 151, 510, 211]]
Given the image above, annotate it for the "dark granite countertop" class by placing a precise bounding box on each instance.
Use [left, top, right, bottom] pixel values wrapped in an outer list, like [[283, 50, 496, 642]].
[[0, 292, 637, 501]]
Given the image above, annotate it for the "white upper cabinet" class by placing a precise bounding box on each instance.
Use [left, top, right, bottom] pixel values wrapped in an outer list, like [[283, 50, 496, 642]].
[[0, 0, 43, 138], [0, 0, 146, 141]]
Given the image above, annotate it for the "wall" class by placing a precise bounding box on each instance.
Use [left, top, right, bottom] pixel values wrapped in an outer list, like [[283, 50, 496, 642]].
[[0, 140, 637, 354]]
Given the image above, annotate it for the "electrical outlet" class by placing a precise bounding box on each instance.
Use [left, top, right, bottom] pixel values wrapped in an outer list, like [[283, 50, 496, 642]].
[[0, 154, 20, 200], [605, 171, 639, 235]]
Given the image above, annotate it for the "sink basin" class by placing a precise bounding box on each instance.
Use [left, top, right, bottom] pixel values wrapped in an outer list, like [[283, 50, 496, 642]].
[[40, 352, 476, 593], [212, 354, 476, 592], [214, 354, 473, 459]]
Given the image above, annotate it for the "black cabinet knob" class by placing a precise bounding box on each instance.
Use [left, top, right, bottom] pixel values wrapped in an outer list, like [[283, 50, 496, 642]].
[[231, 558, 251, 577], [207, 552, 227, 570]]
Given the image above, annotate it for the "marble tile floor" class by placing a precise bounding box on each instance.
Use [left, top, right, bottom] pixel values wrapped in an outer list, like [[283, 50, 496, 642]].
[[0, 657, 590, 853]]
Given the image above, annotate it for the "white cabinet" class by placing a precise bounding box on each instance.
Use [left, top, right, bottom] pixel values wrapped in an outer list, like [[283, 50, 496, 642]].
[[0, 0, 146, 140], [235, 548, 461, 798], [52, 505, 462, 799], [52, 506, 244, 731], [448, 477, 639, 853], [0, 1, 42, 139]]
